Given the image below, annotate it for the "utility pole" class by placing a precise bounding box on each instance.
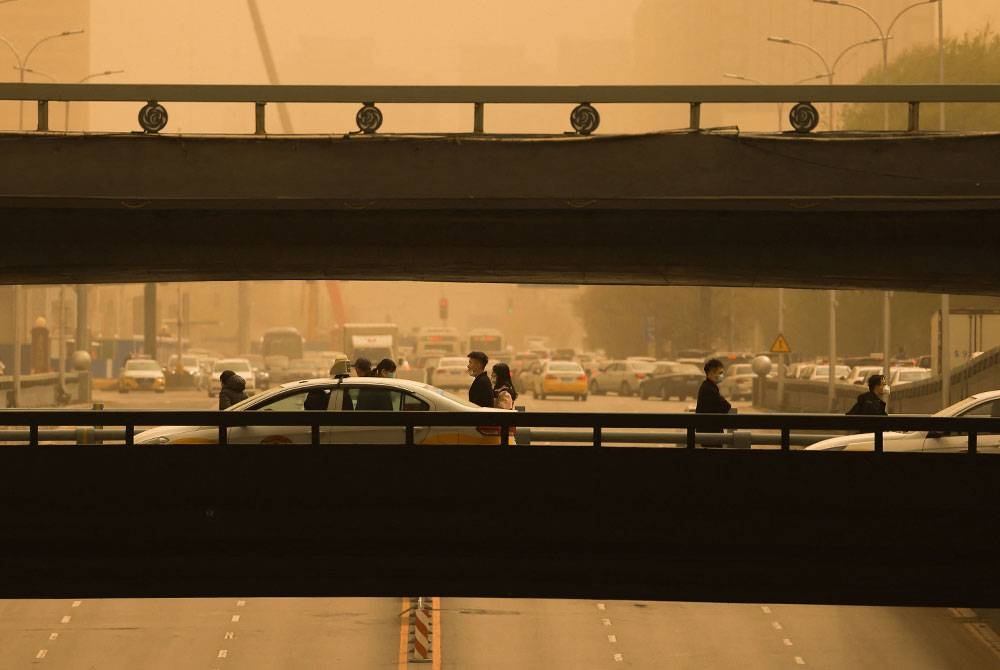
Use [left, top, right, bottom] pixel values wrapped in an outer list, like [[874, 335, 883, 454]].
[[245, 0, 293, 133]]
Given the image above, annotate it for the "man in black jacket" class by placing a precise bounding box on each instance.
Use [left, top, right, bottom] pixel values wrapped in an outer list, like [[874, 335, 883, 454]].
[[218, 370, 248, 410], [467, 351, 494, 408], [846, 374, 888, 416], [696, 358, 732, 414]]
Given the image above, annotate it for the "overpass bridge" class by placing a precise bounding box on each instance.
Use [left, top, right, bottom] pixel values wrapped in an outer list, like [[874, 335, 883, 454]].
[[2, 83, 1000, 292], [1, 83, 1000, 608]]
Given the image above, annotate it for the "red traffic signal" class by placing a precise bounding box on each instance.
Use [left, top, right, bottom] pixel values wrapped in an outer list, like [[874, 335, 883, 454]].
[[439, 297, 449, 320]]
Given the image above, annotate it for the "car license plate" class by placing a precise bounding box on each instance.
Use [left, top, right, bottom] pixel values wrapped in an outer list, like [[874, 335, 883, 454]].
[[560, 376, 576, 382]]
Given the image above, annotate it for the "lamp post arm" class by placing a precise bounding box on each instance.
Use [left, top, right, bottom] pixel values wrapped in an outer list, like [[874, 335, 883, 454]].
[[816, 1, 886, 40], [887, 0, 938, 39], [789, 39, 833, 78], [831, 37, 885, 75], [16, 66, 56, 81], [0, 35, 22, 68], [22, 30, 84, 68]]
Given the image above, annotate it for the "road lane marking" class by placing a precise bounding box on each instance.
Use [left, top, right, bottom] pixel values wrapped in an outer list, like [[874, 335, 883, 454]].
[[236, 600, 245, 607], [71, 601, 81, 608], [224, 632, 234, 640], [783, 638, 793, 646], [613, 653, 624, 662], [432, 596, 442, 670], [60, 616, 71, 624], [398, 598, 409, 670], [761, 606, 772, 614], [607, 634, 617, 643], [48, 633, 58, 641], [964, 622, 1000, 660], [231, 615, 240, 623], [36, 650, 47, 659], [597, 603, 606, 611], [772, 621, 783, 630], [949, 607, 976, 618], [217, 649, 228, 658], [795, 656, 806, 664], [601, 618, 613, 626]]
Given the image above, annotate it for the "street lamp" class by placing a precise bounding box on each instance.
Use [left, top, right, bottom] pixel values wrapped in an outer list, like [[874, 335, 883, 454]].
[[0, 29, 85, 129], [767, 36, 882, 129], [724, 72, 828, 131], [14, 66, 124, 130]]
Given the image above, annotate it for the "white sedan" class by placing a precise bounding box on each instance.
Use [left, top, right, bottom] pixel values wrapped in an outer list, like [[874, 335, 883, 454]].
[[136, 377, 510, 446], [208, 358, 256, 397], [431, 356, 472, 391], [806, 390, 1000, 453]]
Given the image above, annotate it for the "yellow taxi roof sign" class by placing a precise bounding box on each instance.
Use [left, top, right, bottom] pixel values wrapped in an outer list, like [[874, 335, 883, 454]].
[[770, 334, 792, 354]]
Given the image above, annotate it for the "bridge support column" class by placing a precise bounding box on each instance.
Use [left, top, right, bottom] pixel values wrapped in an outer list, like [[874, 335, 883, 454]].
[[143, 283, 157, 359], [689, 102, 701, 130]]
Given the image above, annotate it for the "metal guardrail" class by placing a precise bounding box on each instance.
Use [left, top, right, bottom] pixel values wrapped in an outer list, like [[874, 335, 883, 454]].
[[0, 410, 998, 453], [1, 83, 998, 135]]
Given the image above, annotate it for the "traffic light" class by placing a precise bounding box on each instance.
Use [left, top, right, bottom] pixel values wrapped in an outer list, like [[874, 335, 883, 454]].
[[439, 297, 449, 321]]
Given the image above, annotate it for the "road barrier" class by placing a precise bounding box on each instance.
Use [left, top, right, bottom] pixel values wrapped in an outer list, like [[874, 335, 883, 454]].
[[409, 596, 433, 663]]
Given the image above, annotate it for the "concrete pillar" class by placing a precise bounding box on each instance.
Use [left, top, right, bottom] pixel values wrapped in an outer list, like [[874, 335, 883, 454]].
[[237, 281, 251, 354], [144, 283, 157, 359]]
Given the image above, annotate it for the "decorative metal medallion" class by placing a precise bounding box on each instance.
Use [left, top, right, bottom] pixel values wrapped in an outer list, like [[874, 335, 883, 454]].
[[789, 102, 819, 134], [138, 101, 168, 133], [356, 102, 383, 134], [570, 103, 600, 135]]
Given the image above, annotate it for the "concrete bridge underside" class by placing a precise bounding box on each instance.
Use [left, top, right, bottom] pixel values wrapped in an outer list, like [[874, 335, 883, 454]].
[[2, 131, 999, 292]]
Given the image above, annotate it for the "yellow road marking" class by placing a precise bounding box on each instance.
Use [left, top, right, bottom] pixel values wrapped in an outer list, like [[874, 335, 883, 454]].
[[398, 597, 409, 670], [433, 596, 442, 670]]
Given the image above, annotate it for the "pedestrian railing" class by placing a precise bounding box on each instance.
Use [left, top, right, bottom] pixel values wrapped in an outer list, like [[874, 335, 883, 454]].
[[0, 409, 998, 453], [1, 83, 998, 135]]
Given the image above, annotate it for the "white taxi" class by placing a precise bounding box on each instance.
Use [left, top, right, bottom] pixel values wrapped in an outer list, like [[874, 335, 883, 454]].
[[806, 390, 1000, 453], [135, 376, 512, 446]]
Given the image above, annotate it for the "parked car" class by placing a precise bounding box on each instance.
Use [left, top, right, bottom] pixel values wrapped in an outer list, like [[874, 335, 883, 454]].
[[532, 360, 588, 401], [638, 362, 703, 401], [807, 364, 852, 382], [136, 377, 512, 446], [847, 365, 884, 385], [118, 358, 166, 393], [516, 356, 544, 395], [718, 363, 755, 401], [889, 366, 933, 386], [806, 390, 1000, 453], [588, 359, 656, 397]]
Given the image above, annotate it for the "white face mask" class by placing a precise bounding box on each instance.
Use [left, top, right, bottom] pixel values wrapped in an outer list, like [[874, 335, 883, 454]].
[[715, 372, 726, 383]]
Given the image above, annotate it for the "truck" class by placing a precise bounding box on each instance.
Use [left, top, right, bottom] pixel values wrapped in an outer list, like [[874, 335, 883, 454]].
[[335, 323, 399, 365], [930, 309, 1000, 373]]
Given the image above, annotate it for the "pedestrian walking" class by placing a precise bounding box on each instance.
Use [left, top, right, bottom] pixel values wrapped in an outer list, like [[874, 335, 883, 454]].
[[467, 351, 493, 408], [491, 362, 518, 410], [846, 374, 888, 416], [696, 358, 732, 414], [218, 369, 248, 410]]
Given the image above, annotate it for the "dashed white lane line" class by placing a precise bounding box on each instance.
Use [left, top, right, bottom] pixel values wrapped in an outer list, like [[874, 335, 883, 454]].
[[949, 607, 977, 619], [48, 633, 58, 641], [772, 621, 783, 631], [36, 650, 48, 659], [60, 616, 71, 624], [783, 638, 793, 647], [217, 649, 228, 658], [795, 656, 806, 665], [231, 614, 241, 623], [613, 653, 624, 662], [597, 603, 606, 611], [761, 606, 772, 614], [601, 618, 613, 626], [71, 601, 81, 608], [607, 634, 617, 643], [224, 632, 235, 640], [236, 600, 246, 607], [964, 622, 1000, 660]]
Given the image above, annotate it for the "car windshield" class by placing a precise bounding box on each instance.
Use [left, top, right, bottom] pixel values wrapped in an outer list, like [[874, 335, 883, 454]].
[[549, 362, 583, 373], [653, 364, 674, 374], [677, 364, 701, 375], [126, 360, 160, 372], [214, 360, 252, 372]]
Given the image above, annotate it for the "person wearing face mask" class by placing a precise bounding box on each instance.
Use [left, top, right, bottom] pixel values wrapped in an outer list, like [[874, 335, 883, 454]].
[[846, 374, 888, 416], [696, 358, 732, 415], [467, 351, 494, 408]]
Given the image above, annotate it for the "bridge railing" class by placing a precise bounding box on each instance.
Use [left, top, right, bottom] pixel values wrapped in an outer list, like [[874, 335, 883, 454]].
[[1, 83, 998, 135], [1, 409, 998, 453]]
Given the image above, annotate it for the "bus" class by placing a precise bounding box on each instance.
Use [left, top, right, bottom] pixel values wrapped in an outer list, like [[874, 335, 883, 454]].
[[467, 328, 506, 360], [261, 327, 305, 371], [415, 326, 462, 358]]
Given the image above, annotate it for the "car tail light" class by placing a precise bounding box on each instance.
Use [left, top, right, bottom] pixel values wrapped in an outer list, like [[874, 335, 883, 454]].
[[635, 373, 646, 379], [577, 375, 587, 381]]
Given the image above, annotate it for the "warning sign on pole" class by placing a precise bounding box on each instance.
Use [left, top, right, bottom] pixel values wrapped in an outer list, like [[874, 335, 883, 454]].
[[770, 334, 792, 354]]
